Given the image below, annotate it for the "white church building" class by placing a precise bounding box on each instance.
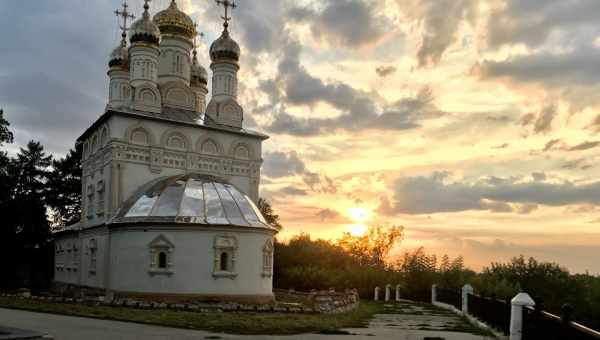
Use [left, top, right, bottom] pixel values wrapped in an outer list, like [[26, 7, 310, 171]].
[[53, 0, 279, 304]]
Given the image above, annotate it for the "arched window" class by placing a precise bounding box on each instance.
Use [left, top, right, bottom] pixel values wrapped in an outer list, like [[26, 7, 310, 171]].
[[158, 252, 167, 269], [220, 252, 229, 271], [148, 234, 174, 275], [262, 240, 273, 277], [131, 128, 149, 145], [213, 235, 237, 278]]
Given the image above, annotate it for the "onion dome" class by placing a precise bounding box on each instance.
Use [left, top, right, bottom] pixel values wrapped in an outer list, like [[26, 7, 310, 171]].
[[153, 0, 195, 41], [109, 39, 129, 68], [130, 1, 160, 45], [191, 52, 208, 86], [209, 26, 240, 63], [114, 174, 276, 231]]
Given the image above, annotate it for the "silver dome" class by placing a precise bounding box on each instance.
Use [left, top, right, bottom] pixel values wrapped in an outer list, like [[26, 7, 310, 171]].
[[210, 28, 240, 63], [130, 3, 161, 45], [114, 174, 275, 231]]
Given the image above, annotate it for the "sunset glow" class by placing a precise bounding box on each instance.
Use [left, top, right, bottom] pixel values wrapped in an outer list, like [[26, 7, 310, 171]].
[[2, 0, 600, 274]]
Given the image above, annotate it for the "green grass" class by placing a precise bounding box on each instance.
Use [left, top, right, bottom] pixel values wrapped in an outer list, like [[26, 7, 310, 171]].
[[0, 297, 383, 335]]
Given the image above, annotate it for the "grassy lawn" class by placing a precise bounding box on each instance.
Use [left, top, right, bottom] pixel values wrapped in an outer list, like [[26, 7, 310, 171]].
[[0, 297, 383, 335]]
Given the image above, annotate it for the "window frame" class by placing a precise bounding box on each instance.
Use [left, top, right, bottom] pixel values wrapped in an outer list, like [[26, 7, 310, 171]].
[[213, 235, 238, 279]]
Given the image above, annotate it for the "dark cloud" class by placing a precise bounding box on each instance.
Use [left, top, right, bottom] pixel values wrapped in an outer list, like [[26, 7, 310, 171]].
[[532, 173, 547, 181], [262, 150, 338, 194], [316, 208, 341, 221], [519, 105, 557, 134], [280, 186, 308, 196], [262, 151, 306, 178], [378, 171, 600, 215], [0, 0, 115, 155], [543, 139, 563, 152], [487, 0, 600, 49], [561, 159, 593, 171], [376, 66, 398, 78], [412, 0, 477, 67], [266, 40, 444, 136], [288, 0, 389, 48], [492, 143, 509, 149], [477, 47, 600, 88], [569, 141, 600, 151]]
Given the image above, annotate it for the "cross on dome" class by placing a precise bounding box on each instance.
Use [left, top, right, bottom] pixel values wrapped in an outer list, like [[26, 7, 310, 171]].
[[115, 1, 135, 44], [192, 22, 205, 60], [215, 0, 236, 29]]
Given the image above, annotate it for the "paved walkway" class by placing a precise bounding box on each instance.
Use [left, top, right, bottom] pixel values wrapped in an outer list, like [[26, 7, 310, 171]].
[[0, 301, 495, 340]]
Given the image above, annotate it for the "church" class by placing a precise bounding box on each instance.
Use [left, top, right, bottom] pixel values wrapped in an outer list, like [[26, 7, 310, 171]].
[[53, 0, 278, 304]]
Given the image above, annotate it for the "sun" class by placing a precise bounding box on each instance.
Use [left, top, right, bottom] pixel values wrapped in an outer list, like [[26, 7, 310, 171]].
[[348, 207, 369, 222], [348, 224, 368, 236]]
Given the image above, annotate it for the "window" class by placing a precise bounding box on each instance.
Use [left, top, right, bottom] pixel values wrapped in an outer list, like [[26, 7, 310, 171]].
[[220, 252, 229, 271], [89, 239, 97, 275], [158, 252, 167, 269], [262, 240, 273, 278], [148, 234, 174, 275], [97, 180, 105, 216], [213, 235, 237, 279], [87, 184, 95, 218]]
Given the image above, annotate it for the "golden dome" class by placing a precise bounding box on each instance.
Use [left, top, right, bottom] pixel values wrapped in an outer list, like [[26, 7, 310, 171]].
[[153, 0, 195, 41]]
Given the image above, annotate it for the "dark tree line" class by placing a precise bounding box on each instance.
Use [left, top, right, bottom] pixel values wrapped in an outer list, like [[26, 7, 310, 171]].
[[0, 110, 81, 289]]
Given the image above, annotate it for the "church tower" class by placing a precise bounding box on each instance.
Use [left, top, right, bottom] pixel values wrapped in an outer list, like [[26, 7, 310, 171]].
[[190, 31, 209, 113], [129, 0, 162, 113], [205, 0, 244, 128], [107, 2, 134, 110], [153, 0, 195, 86]]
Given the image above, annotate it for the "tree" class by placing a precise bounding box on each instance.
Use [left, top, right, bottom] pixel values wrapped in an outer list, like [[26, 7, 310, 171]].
[[338, 224, 404, 268], [258, 198, 282, 229], [10, 141, 52, 246], [47, 144, 82, 227], [0, 109, 14, 146]]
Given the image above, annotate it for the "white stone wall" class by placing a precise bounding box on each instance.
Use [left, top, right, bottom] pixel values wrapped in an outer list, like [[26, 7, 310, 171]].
[[108, 228, 274, 297], [79, 115, 264, 228], [54, 228, 109, 289], [157, 38, 193, 86]]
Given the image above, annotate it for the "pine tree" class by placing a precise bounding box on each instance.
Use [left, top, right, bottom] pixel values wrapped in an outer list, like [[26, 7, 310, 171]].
[[258, 198, 283, 229], [47, 144, 82, 227]]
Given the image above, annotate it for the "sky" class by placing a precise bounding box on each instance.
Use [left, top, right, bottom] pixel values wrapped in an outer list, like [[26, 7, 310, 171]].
[[1, 0, 600, 273]]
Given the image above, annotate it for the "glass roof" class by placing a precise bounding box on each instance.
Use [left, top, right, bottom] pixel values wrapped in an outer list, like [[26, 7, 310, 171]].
[[114, 174, 274, 230]]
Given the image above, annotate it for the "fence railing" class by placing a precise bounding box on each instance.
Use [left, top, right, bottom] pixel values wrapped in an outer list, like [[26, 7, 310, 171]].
[[436, 287, 461, 310], [468, 293, 510, 336], [523, 302, 600, 340], [430, 284, 600, 340]]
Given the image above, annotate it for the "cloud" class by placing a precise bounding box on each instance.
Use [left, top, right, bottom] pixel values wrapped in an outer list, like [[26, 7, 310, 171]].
[[262, 150, 338, 194], [280, 186, 308, 196], [492, 143, 509, 149], [262, 151, 306, 178], [288, 0, 389, 48], [316, 208, 341, 221], [543, 139, 563, 152], [487, 0, 600, 49], [378, 171, 600, 215], [266, 41, 445, 136], [401, 0, 477, 67], [376, 65, 398, 77], [569, 141, 600, 151], [519, 105, 557, 134]]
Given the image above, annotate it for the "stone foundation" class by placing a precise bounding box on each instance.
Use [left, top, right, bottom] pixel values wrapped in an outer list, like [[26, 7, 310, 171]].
[[274, 289, 360, 314]]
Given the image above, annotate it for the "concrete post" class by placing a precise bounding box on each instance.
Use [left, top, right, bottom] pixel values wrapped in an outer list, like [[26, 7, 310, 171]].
[[385, 284, 391, 301], [395, 284, 401, 301], [462, 284, 474, 314], [431, 284, 437, 304], [374, 286, 380, 301], [510, 293, 535, 340]]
